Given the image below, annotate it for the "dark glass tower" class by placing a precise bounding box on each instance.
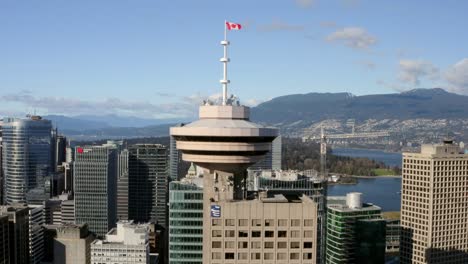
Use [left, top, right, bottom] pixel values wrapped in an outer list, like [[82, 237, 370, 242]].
[[127, 144, 168, 227]]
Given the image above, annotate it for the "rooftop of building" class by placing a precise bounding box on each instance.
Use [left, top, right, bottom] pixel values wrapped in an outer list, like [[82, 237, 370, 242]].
[[250, 169, 322, 182], [327, 194, 381, 213], [404, 140, 466, 157], [382, 211, 400, 220], [92, 220, 149, 246], [230, 193, 314, 204]]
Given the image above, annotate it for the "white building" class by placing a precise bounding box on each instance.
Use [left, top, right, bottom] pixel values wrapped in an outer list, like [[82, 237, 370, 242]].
[[91, 221, 150, 264]]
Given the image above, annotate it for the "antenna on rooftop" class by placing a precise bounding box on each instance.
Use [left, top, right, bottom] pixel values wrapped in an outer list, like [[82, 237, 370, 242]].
[[221, 21, 242, 106]]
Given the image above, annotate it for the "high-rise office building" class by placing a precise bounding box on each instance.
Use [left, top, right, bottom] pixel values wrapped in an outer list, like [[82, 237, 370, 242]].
[[168, 166, 204, 264], [116, 149, 129, 221], [53, 223, 94, 264], [0, 204, 30, 264], [326, 193, 385, 264], [169, 126, 182, 181], [54, 134, 67, 169], [127, 144, 168, 226], [400, 140, 468, 264], [0, 214, 9, 263], [2, 116, 52, 204], [91, 221, 150, 264], [29, 205, 45, 264], [74, 144, 117, 237], [248, 169, 327, 263]]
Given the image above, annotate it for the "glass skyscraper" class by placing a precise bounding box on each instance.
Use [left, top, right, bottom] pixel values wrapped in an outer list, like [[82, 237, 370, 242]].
[[127, 144, 168, 226], [2, 116, 52, 204], [326, 193, 384, 264], [168, 180, 203, 264]]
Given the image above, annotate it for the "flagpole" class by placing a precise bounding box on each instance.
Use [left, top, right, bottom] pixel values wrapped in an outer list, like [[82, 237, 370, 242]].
[[221, 21, 229, 105]]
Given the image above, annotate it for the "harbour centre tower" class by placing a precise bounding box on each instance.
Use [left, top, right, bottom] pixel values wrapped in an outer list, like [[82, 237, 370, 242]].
[[170, 24, 319, 263]]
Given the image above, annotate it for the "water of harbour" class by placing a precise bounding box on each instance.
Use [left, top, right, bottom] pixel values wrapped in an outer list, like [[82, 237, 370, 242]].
[[331, 147, 403, 168], [328, 148, 403, 212], [327, 177, 401, 212]]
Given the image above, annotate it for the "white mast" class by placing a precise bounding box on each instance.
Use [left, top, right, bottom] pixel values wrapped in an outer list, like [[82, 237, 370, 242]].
[[220, 20, 230, 105]]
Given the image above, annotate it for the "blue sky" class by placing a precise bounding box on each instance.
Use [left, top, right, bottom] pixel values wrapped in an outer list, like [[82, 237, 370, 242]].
[[1, 0, 467, 119]]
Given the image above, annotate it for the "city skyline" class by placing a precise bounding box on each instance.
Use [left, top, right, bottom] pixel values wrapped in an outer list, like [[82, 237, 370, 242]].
[[1, 0, 468, 119]]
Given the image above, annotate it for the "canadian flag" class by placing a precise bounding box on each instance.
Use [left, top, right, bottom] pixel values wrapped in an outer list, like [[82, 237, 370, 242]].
[[226, 21, 242, 30]]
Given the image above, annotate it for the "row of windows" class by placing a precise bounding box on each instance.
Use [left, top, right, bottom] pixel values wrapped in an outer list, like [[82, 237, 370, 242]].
[[212, 252, 313, 260], [212, 241, 313, 249], [212, 219, 313, 227], [212, 230, 313, 238]]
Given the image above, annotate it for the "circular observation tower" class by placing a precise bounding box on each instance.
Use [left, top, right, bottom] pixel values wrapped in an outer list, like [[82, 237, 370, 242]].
[[170, 104, 278, 173]]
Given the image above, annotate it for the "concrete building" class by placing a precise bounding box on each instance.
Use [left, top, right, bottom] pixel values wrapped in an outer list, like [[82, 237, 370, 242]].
[[168, 165, 204, 264], [61, 199, 75, 224], [2, 116, 52, 204], [91, 221, 150, 264], [0, 205, 30, 264], [247, 169, 327, 263], [400, 140, 468, 264], [208, 194, 317, 263], [326, 193, 385, 264], [0, 214, 9, 263], [54, 223, 94, 264], [128, 144, 168, 226], [29, 205, 45, 264], [74, 144, 118, 237]]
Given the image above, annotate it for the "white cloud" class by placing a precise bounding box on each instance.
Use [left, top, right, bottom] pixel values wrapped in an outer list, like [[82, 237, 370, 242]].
[[0, 91, 253, 119], [445, 58, 468, 94], [398, 59, 439, 85], [257, 20, 304, 32], [243, 98, 265, 107], [326, 27, 377, 50]]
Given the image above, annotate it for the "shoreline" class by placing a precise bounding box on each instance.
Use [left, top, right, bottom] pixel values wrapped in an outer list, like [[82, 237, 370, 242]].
[[331, 146, 402, 154], [353, 175, 401, 179]]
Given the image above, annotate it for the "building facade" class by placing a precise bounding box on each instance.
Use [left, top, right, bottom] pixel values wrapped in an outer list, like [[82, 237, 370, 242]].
[[2, 116, 52, 204], [0, 214, 9, 263], [91, 221, 150, 264], [248, 169, 327, 263], [74, 145, 117, 237], [127, 144, 168, 226], [0, 205, 30, 264], [169, 130, 181, 181], [400, 141, 468, 264], [248, 136, 282, 171], [168, 176, 203, 264], [29, 205, 45, 264], [54, 223, 94, 264], [326, 193, 385, 264], [116, 150, 129, 221]]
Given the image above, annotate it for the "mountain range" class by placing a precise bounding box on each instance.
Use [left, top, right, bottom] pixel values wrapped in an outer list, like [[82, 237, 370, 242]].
[[251, 88, 468, 124], [32, 88, 468, 141]]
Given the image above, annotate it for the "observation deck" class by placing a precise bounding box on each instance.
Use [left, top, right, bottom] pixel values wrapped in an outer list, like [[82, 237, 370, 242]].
[[170, 104, 278, 172]]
